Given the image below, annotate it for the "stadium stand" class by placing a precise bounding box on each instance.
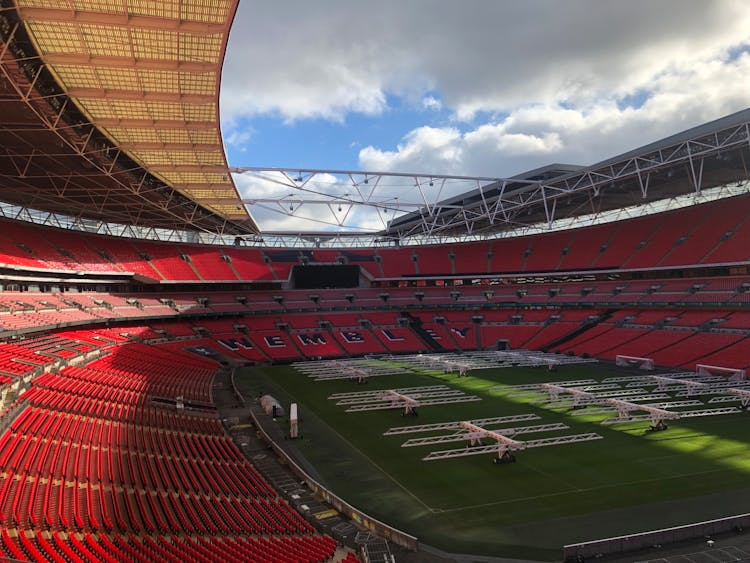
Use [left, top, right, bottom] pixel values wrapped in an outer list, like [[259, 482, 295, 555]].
[[181, 246, 239, 281], [0, 332, 341, 562], [0, 1, 748, 559]]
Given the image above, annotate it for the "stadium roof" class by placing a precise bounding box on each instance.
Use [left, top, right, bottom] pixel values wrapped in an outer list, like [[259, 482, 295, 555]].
[[232, 108, 750, 243], [0, 0, 257, 236], [381, 108, 750, 238]]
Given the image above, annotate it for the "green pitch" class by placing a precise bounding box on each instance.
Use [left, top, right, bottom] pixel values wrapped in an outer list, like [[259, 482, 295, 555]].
[[235, 362, 750, 560]]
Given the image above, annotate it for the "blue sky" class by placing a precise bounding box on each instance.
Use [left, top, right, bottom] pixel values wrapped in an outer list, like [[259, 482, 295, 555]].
[[220, 1, 750, 232], [224, 94, 459, 171]]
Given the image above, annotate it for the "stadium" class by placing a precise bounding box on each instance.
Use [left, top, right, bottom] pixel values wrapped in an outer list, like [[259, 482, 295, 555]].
[[0, 1, 749, 562]]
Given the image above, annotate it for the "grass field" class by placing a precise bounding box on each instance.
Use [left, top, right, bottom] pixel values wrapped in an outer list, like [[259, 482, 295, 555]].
[[235, 360, 750, 560]]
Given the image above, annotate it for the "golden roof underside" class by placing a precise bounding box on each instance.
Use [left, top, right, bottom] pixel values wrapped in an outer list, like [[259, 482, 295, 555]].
[[16, 0, 254, 228]]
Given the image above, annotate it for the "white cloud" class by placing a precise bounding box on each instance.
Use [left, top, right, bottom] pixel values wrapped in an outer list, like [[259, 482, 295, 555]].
[[359, 51, 750, 176], [222, 0, 750, 123], [359, 126, 463, 173], [422, 96, 442, 112], [224, 129, 253, 151]]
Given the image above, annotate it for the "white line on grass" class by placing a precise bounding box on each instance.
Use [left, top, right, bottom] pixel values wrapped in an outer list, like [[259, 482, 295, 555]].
[[320, 417, 436, 513], [433, 466, 729, 514], [524, 463, 583, 492]]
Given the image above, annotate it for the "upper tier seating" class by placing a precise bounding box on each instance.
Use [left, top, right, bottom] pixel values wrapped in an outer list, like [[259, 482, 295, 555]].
[[132, 241, 200, 281], [0, 193, 749, 282], [181, 246, 239, 281]]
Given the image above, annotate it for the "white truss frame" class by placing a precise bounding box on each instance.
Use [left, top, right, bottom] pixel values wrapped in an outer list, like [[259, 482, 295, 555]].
[[538, 384, 657, 405], [720, 388, 750, 409], [557, 394, 671, 408], [422, 432, 603, 461], [415, 355, 472, 376], [400, 423, 569, 448], [345, 394, 481, 413], [568, 400, 703, 417], [678, 407, 741, 418], [294, 358, 409, 382], [568, 383, 622, 392], [605, 399, 680, 424], [328, 385, 447, 401], [335, 389, 467, 407], [383, 414, 541, 436], [603, 406, 740, 424], [602, 375, 651, 384], [608, 372, 697, 385], [330, 386, 481, 413], [539, 383, 597, 406], [228, 112, 750, 243], [675, 383, 750, 398], [497, 379, 598, 395], [650, 375, 708, 395]]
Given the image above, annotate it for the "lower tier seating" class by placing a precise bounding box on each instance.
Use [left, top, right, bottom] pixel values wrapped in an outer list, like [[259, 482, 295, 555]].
[[0, 332, 340, 562]]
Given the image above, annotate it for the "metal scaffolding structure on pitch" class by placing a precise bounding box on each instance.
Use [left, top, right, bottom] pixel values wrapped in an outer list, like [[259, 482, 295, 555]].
[[615, 372, 699, 387], [400, 423, 569, 448], [650, 375, 708, 396], [328, 385, 481, 414], [507, 368, 750, 426], [379, 351, 598, 375], [335, 389, 467, 407], [674, 381, 750, 398], [383, 391, 420, 416], [483, 349, 599, 368], [421, 429, 604, 462], [537, 384, 663, 406], [539, 384, 598, 407], [383, 414, 541, 436], [715, 388, 750, 409], [603, 399, 680, 430], [330, 385, 446, 401], [632, 406, 741, 421], [293, 358, 409, 382], [568, 400, 703, 417], [493, 378, 599, 396], [387, 351, 511, 371], [416, 354, 471, 376]]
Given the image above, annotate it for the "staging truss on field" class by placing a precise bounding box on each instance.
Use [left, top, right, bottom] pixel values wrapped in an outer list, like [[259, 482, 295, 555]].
[[377, 350, 597, 374], [380, 415, 602, 462], [506, 366, 750, 426], [383, 414, 542, 436], [294, 351, 597, 384], [328, 385, 481, 414], [400, 422, 569, 448], [304, 354, 750, 466], [293, 358, 410, 382], [415, 354, 472, 376]]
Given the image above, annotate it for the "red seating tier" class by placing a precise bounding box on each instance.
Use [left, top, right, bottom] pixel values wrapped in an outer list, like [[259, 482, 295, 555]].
[[0, 331, 339, 562]]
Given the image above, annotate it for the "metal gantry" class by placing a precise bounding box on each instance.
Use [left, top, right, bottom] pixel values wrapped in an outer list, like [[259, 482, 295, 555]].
[[229, 111, 750, 242]]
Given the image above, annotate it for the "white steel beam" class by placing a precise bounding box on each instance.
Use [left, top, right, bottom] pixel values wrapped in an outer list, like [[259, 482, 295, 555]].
[[345, 394, 481, 413], [401, 423, 569, 448], [383, 414, 540, 436], [422, 432, 603, 461]]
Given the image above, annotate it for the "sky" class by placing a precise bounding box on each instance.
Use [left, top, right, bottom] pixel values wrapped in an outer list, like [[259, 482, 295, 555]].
[[219, 1, 750, 233]]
